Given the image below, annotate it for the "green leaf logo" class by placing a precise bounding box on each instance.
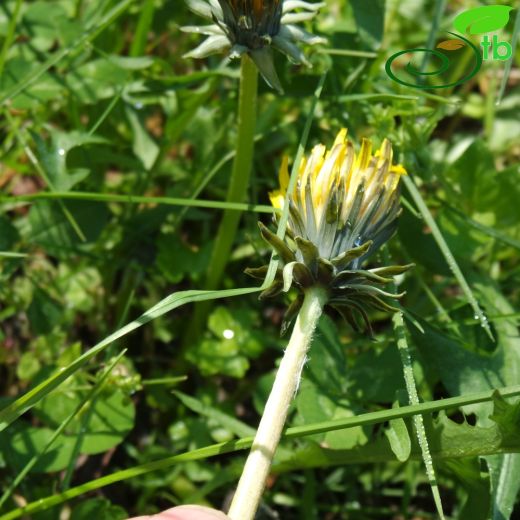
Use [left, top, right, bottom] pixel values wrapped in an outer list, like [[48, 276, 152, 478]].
[[453, 5, 513, 35]]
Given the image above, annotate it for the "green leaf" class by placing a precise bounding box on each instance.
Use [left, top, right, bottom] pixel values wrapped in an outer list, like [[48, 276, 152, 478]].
[[399, 206, 451, 276], [350, 0, 386, 49], [296, 317, 368, 449], [0, 58, 63, 110], [442, 458, 490, 520], [27, 201, 109, 256], [486, 396, 520, 520], [36, 386, 135, 455], [410, 271, 520, 458], [8, 426, 77, 473], [453, 5, 513, 35], [0, 0, 135, 105], [275, 397, 520, 473], [156, 234, 211, 284], [403, 174, 493, 340], [385, 415, 411, 462], [173, 391, 255, 438], [185, 306, 263, 377], [4, 388, 135, 474], [16, 353, 41, 382], [0, 215, 19, 250], [70, 498, 127, 520], [26, 286, 63, 335], [32, 130, 106, 192], [22, 1, 72, 51], [348, 344, 403, 403], [125, 105, 160, 171]]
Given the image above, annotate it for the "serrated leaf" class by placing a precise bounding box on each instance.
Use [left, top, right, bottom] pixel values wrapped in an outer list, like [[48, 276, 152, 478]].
[[274, 398, 520, 474]]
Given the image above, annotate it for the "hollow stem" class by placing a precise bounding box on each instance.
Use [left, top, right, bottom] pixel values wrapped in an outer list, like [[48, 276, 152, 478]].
[[228, 287, 327, 520], [183, 54, 258, 349]]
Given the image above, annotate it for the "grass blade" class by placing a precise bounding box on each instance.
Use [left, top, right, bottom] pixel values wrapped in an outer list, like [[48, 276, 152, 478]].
[[393, 311, 445, 519], [0, 0, 135, 105], [2, 385, 520, 520], [496, 6, 520, 105], [403, 175, 493, 340], [0, 0, 23, 78], [0, 191, 275, 214], [0, 350, 127, 509], [0, 287, 261, 433]]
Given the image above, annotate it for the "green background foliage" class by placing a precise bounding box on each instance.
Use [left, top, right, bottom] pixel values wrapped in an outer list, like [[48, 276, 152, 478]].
[[1, 0, 519, 518]]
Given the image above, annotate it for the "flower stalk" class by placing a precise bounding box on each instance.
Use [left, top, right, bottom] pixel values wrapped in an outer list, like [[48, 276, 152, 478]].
[[228, 286, 327, 520], [184, 54, 258, 347]]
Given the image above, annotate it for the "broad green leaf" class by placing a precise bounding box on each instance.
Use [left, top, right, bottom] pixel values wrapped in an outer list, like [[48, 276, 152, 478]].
[[104, 55, 154, 70], [0, 215, 19, 250], [0, 0, 134, 106], [26, 286, 63, 335], [185, 338, 249, 378], [409, 267, 520, 518], [185, 306, 263, 377], [21, 1, 75, 51], [348, 343, 403, 403], [8, 426, 77, 473], [403, 175, 493, 340], [350, 0, 385, 49], [64, 58, 135, 104], [275, 397, 520, 473], [70, 498, 127, 520], [156, 234, 211, 284], [27, 201, 109, 256], [16, 353, 41, 382], [399, 206, 451, 276], [295, 316, 369, 448], [36, 387, 135, 454], [4, 388, 135, 473], [442, 458, 490, 520], [453, 5, 513, 35], [0, 58, 63, 109], [32, 130, 106, 192]]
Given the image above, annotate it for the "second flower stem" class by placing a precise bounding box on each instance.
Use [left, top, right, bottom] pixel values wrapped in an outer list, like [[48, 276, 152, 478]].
[[228, 287, 328, 520], [184, 54, 258, 348]]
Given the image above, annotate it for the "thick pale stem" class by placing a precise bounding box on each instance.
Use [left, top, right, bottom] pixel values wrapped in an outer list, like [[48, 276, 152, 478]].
[[228, 287, 327, 520]]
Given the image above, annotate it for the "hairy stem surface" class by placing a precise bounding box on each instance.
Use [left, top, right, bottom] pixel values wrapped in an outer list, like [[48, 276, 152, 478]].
[[228, 287, 327, 520]]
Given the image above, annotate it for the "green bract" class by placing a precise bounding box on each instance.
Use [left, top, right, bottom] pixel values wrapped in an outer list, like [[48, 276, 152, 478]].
[[182, 0, 326, 92]]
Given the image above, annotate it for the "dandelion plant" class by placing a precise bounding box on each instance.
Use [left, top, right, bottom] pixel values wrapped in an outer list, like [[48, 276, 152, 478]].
[[229, 130, 412, 520]]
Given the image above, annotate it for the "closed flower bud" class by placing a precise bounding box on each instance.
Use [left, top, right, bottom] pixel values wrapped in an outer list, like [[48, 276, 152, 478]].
[[250, 129, 414, 335], [182, 0, 326, 92]]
